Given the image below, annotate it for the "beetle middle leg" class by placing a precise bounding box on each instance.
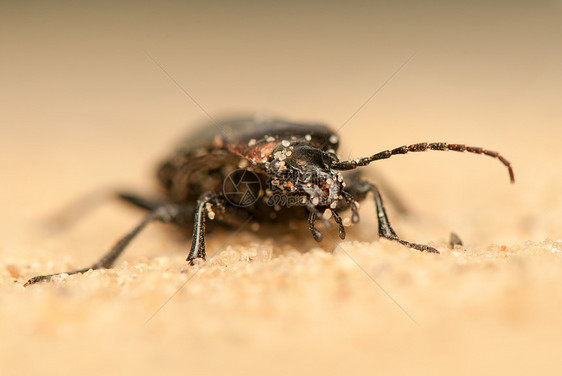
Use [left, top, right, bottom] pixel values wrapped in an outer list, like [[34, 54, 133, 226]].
[[117, 192, 168, 212], [25, 203, 194, 286], [42, 190, 168, 235], [344, 178, 439, 254]]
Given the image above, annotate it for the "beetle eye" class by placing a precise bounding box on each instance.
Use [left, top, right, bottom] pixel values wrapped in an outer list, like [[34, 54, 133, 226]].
[[322, 152, 339, 166]]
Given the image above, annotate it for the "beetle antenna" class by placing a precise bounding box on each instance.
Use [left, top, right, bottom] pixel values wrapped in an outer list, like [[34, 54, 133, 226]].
[[331, 142, 515, 183]]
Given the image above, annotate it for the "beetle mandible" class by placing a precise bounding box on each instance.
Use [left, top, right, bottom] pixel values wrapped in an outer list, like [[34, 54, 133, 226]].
[[25, 115, 514, 286]]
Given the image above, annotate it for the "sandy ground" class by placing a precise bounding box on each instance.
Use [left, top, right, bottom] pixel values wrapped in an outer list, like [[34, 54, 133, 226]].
[[1, 2, 561, 375]]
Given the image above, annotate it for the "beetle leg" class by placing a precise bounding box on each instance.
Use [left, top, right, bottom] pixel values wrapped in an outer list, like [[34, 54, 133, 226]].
[[305, 203, 332, 229], [117, 192, 168, 212], [330, 209, 346, 239], [308, 212, 323, 241], [24, 203, 194, 286], [308, 208, 344, 241], [186, 192, 225, 264], [345, 179, 439, 254], [342, 170, 408, 218], [41, 189, 168, 236], [341, 190, 360, 223], [186, 192, 256, 264], [369, 173, 410, 216]]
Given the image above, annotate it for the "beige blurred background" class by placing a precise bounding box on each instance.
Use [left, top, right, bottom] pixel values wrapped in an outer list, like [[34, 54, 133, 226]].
[[1, 1, 561, 375]]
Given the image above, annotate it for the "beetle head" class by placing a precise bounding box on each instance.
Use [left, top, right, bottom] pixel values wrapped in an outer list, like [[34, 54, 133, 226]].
[[267, 141, 345, 210]]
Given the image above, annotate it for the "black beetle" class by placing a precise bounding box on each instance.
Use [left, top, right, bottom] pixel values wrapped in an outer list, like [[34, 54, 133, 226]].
[[25, 115, 514, 286]]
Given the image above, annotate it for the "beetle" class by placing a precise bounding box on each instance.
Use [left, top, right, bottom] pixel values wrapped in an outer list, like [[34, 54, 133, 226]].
[[25, 115, 514, 286]]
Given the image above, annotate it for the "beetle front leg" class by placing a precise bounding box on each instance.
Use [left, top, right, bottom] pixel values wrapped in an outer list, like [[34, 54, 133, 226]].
[[308, 212, 323, 241], [186, 192, 243, 264], [187, 191, 257, 264], [187, 192, 217, 263], [345, 179, 439, 254]]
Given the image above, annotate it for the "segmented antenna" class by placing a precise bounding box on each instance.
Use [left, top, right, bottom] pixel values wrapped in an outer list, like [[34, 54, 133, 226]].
[[331, 142, 515, 183]]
